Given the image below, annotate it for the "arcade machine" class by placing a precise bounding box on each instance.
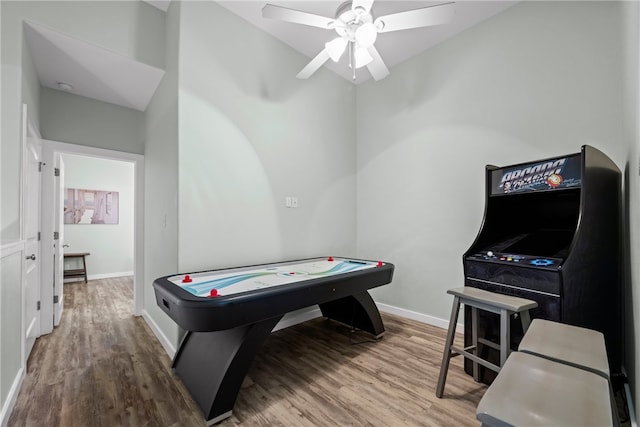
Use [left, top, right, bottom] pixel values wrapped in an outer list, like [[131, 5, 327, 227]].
[[463, 145, 621, 383]]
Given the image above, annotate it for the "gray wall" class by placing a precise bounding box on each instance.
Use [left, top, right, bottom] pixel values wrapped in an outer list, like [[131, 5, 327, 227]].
[[622, 0, 640, 416], [1, 2, 42, 241], [144, 0, 181, 348], [0, 253, 21, 407], [6, 0, 164, 69], [40, 88, 146, 154], [357, 0, 627, 318], [176, 1, 357, 272]]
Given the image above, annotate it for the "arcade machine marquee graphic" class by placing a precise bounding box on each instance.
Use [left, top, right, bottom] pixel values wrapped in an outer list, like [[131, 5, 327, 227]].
[[463, 145, 622, 384], [493, 154, 581, 194]]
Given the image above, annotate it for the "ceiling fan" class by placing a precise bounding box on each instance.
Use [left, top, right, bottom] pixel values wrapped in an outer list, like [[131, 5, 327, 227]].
[[262, 1, 456, 81]]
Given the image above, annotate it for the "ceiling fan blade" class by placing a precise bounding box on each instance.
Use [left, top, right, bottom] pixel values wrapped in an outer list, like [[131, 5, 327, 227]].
[[365, 46, 390, 81], [262, 4, 336, 30], [296, 48, 331, 79], [375, 2, 455, 33], [352, 0, 374, 15], [325, 37, 348, 62]]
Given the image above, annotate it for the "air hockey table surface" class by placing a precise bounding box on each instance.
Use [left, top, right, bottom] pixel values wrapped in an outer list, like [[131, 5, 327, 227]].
[[154, 256, 394, 332], [171, 257, 381, 297]]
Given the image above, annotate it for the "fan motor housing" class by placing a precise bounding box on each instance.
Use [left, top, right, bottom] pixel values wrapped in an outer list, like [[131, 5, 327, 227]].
[[335, 1, 373, 40]]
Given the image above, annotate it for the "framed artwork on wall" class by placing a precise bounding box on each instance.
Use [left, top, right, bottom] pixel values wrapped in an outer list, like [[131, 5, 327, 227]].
[[64, 188, 119, 224]]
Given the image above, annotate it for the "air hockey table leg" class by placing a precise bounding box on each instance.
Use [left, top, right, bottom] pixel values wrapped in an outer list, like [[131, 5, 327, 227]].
[[172, 315, 284, 425], [318, 291, 385, 338]]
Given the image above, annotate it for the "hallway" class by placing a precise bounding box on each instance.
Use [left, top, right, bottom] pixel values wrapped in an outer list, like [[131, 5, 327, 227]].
[[8, 277, 202, 426]]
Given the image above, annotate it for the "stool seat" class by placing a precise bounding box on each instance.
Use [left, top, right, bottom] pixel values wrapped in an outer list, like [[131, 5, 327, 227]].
[[436, 287, 537, 398], [519, 319, 610, 379], [476, 352, 612, 427], [447, 287, 539, 313]]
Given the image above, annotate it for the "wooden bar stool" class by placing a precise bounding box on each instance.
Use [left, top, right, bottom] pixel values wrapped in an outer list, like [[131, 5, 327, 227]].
[[63, 252, 90, 283], [435, 287, 537, 398]]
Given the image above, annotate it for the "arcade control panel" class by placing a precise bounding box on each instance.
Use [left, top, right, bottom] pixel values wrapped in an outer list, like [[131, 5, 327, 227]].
[[466, 251, 563, 271]]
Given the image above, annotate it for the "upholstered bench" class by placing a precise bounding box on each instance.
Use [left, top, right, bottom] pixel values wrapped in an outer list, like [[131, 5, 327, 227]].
[[476, 319, 619, 426], [518, 318, 610, 378], [476, 351, 613, 426]]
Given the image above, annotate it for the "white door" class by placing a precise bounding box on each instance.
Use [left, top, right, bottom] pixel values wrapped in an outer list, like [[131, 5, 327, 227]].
[[23, 106, 42, 359], [53, 156, 65, 325]]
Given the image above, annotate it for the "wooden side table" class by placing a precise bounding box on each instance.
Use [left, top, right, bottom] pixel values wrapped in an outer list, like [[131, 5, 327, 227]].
[[63, 252, 90, 283]]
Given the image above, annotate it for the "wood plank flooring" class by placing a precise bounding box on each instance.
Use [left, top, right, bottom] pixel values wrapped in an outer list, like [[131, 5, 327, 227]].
[[8, 277, 485, 426]]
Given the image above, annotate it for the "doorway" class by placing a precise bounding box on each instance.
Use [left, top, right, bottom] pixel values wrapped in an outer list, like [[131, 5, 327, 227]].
[[40, 140, 144, 335], [60, 154, 134, 283]]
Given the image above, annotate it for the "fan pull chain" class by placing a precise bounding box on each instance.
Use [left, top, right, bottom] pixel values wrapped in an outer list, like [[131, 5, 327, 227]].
[[350, 42, 356, 80]]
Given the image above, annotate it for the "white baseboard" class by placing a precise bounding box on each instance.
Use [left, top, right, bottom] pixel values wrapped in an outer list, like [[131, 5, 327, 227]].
[[64, 271, 134, 283], [0, 368, 24, 427], [142, 302, 460, 362], [89, 271, 134, 280], [142, 310, 176, 358], [143, 307, 322, 359], [376, 302, 463, 334]]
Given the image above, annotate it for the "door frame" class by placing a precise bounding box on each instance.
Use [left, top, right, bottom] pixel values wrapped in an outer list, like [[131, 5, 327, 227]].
[[21, 104, 42, 360], [40, 140, 144, 334]]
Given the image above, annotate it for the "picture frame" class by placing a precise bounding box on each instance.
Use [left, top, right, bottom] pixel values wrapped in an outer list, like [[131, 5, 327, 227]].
[[64, 188, 119, 224]]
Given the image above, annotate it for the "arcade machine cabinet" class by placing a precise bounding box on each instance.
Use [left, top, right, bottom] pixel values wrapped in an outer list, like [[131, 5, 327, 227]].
[[463, 145, 622, 383]]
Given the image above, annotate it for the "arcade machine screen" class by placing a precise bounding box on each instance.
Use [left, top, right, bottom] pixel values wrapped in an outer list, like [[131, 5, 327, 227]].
[[500, 229, 574, 259]]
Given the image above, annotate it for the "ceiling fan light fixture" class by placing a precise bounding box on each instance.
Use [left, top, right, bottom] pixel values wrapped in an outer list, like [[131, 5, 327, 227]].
[[355, 22, 377, 48], [263, 1, 456, 81], [325, 37, 348, 62], [354, 46, 373, 68]]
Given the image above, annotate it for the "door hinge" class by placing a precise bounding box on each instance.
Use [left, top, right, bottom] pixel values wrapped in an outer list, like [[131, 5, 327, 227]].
[[37, 301, 41, 311], [38, 162, 43, 172], [54, 231, 59, 240], [37, 231, 41, 241], [53, 295, 59, 304], [54, 168, 60, 177]]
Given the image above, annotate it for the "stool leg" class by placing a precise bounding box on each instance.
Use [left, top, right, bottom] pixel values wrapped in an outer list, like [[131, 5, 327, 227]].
[[436, 296, 461, 398], [520, 310, 531, 334], [472, 306, 479, 382], [499, 308, 510, 367]]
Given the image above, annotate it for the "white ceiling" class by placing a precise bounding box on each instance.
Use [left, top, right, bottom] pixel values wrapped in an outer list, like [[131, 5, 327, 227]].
[[218, 1, 518, 83], [24, 1, 517, 113], [24, 21, 164, 112]]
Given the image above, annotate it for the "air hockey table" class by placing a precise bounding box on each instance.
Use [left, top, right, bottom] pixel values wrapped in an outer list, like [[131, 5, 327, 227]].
[[153, 256, 394, 425]]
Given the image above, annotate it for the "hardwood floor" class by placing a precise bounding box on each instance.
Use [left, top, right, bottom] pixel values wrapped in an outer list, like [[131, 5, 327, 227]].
[[9, 277, 485, 426]]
